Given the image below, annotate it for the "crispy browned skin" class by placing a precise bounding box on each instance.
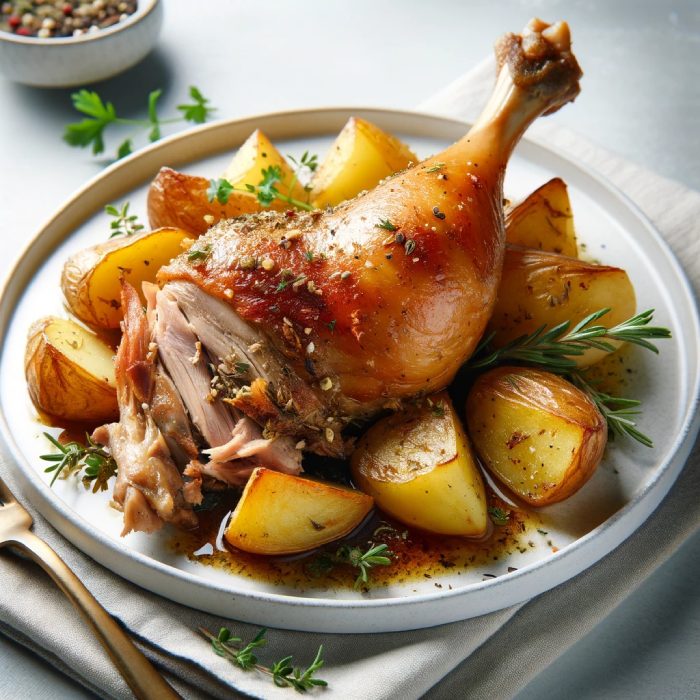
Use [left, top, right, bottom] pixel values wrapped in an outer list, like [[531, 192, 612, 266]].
[[159, 19, 581, 411]]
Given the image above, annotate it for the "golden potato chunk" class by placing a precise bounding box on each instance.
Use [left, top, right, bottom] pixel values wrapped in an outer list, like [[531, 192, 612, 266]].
[[225, 468, 373, 555], [351, 392, 488, 536], [489, 246, 636, 366], [505, 178, 578, 257], [147, 167, 262, 235], [25, 317, 117, 423], [223, 129, 308, 203], [466, 367, 607, 506], [309, 117, 417, 208], [62, 227, 192, 329]]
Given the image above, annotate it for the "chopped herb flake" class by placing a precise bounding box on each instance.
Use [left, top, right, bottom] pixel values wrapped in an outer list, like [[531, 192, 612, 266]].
[[376, 218, 398, 231]]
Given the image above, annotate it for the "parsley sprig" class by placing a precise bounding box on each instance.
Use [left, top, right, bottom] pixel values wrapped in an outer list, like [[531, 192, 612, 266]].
[[41, 432, 117, 492], [202, 627, 327, 692], [467, 308, 672, 447], [105, 202, 144, 238], [208, 152, 319, 213], [208, 165, 314, 212], [64, 86, 215, 159]]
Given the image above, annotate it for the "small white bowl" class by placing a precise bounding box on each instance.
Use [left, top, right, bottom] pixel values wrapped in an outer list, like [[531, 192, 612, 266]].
[[0, 0, 163, 87]]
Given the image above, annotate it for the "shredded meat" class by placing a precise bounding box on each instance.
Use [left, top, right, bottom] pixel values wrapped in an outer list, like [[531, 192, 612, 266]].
[[154, 286, 236, 448], [150, 366, 199, 467], [95, 283, 197, 536], [204, 416, 302, 474]]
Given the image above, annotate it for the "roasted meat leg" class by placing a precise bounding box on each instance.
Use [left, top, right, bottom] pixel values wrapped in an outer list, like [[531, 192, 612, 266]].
[[158, 19, 582, 447], [101, 19, 582, 534]]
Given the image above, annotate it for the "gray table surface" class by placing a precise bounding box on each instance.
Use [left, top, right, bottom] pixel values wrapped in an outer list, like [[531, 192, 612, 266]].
[[1, 1, 698, 698]]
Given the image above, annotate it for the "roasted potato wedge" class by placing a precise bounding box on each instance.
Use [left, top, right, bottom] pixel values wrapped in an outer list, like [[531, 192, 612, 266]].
[[222, 129, 308, 202], [147, 167, 262, 235], [25, 317, 117, 423], [505, 178, 578, 257], [489, 246, 636, 366], [62, 227, 192, 329], [466, 367, 607, 506], [309, 117, 417, 208], [351, 392, 488, 536], [225, 468, 373, 555]]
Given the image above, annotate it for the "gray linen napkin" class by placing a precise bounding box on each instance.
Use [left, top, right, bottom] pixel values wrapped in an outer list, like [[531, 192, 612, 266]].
[[1, 59, 699, 700]]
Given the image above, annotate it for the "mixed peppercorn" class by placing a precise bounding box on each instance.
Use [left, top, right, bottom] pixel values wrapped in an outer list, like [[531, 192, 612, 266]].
[[1, 0, 137, 38]]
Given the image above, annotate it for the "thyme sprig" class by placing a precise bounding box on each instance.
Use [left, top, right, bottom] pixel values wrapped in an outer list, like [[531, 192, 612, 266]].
[[64, 86, 215, 160], [40, 432, 117, 492], [341, 543, 393, 588], [105, 202, 144, 238], [309, 543, 393, 588], [208, 165, 315, 212], [467, 308, 671, 447], [469, 309, 671, 373], [202, 627, 327, 692]]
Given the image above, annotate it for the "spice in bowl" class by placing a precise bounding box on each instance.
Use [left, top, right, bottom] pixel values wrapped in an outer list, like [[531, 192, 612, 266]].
[[1, 0, 137, 38]]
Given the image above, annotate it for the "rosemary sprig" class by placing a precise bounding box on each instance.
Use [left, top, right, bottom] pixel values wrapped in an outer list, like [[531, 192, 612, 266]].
[[208, 165, 314, 212], [202, 627, 327, 692], [40, 433, 117, 492], [570, 373, 654, 447], [468, 309, 671, 373], [467, 308, 671, 447], [105, 202, 144, 238], [64, 86, 215, 160]]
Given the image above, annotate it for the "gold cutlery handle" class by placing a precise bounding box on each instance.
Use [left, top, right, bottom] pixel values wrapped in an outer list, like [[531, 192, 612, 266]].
[[10, 530, 181, 700]]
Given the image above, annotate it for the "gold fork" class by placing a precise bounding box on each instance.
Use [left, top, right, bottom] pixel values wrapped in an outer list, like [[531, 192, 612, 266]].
[[0, 475, 181, 700]]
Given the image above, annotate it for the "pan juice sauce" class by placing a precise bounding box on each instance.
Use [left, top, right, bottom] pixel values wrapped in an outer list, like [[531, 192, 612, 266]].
[[167, 347, 637, 590], [168, 490, 550, 591]]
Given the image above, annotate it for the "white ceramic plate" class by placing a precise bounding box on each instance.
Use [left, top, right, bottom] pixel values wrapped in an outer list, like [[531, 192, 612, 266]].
[[1, 108, 698, 633]]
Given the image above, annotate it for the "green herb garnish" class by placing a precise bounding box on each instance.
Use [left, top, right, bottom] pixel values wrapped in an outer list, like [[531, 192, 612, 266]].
[[208, 166, 314, 212], [64, 86, 215, 159], [188, 244, 212, 262], [570, 375, 654, 447], [488, 506, 510, 526], [467, 308, 671, 447], [105, 202, 144, 238], [40, 432, 117, 493], [207, 177, 234, 204], [309, 543, 393, 589], [177, 86, 214, 124], [288, 150, 319, 173], [202, 627, 327, 692], [376, 218, 397, 231], [469, 309, 670, 373]]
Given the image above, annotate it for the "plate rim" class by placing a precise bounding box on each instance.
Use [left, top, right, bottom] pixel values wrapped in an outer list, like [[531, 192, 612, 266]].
[[1, 106, 699, 632]]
